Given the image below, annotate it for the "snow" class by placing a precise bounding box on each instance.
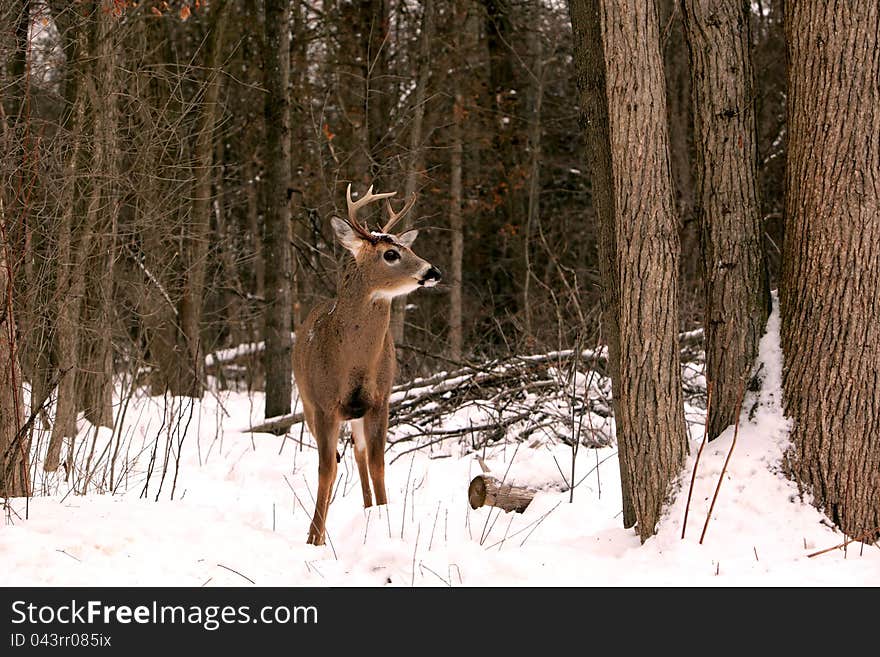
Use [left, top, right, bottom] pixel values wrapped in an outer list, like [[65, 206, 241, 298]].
[[2, 297, 878, 586]]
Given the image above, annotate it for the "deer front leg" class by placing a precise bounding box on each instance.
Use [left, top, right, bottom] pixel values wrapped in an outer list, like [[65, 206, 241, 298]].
[[350, 419, 373, 507], [306, 410, 341, 546], [365, 404, 389, 506]]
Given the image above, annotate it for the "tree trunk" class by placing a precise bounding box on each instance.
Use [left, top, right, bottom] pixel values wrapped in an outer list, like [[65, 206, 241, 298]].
[[781, 2, 880, 541], [76, 6, 118, 428], [177, 2, 230, 398], [47, 11, 91, 471], [480, 0, 523, 345], [570, 0, 688, 542], [569, 0, 631, 528], [659, 0, 699, 321], [365, 0, 389, 183], [1, 201, 29, 497], [681, 0, 770, 440], [449, 101, 465, 362], [3, 0, 52, 432], [262, 0, 293, 419], [390, 0, 433, 345], [338, 0, 388, 188], [522, 19, 544, 342], [247, 158, 265, 306], [215, 139, 245, 347]]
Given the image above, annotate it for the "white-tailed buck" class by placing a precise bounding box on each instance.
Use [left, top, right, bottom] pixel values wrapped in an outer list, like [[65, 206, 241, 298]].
[[293, 184, 442, 545]]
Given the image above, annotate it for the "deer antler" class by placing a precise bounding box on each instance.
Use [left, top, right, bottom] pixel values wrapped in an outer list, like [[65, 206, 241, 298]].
[[346, 184, 396, 239], [382, 193, 418, 234]]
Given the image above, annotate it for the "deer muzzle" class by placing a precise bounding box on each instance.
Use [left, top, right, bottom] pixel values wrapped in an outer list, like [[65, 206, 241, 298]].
[[419, 266, 443, 287]]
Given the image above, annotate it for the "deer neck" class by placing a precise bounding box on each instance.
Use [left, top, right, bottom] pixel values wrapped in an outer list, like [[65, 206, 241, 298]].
[[332, 261, 392, 359]]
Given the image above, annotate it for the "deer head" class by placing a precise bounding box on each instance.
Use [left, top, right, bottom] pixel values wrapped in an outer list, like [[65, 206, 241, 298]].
[[330, 184, 442, 299]]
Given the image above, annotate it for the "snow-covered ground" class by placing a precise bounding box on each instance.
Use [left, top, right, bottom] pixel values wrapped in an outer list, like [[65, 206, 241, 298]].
[[3, 301, 878, 586]]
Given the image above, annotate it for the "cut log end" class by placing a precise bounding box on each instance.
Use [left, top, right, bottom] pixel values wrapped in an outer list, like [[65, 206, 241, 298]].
[[468, 474, 536, 513]]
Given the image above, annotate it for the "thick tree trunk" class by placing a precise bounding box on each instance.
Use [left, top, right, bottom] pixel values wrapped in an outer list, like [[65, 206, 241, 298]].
[[570, 0, 688, 542], [262, 0, 293, 419], [781, 3, 880, 541], [681, 0, 769, 440], [569, 0, 631, 528]]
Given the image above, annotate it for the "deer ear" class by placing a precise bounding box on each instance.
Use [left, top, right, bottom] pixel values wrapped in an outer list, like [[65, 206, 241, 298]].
[[397, 229, 419, 249], [331, 216, 363, 255]]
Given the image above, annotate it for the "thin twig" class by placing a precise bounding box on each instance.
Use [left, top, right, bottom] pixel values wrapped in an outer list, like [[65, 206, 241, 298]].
[[807, 526, 880, 558], [217, 563, 255, 585], [683, 382, 712, 539], [700, 380, 746, 544]]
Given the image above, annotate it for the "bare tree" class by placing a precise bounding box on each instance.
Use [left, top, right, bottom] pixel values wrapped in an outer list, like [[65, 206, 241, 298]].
[[177, 2, 230, 398], [262, 0, 293, 419], [1, 200, 29, 497], [1, 2, 38, 490], [448, 0, 470, 362], [681, 0, 769, 440], [781, 2, 880, 541], [570, 0, 688, 541]]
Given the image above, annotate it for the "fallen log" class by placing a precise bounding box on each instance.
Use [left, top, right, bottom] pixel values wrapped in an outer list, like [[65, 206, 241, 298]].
[[247, 412, 304, 434], [468, 474, 538, 513]]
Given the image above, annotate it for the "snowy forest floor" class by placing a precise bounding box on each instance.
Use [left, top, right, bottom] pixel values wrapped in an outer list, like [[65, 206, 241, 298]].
[[3, 300, 878, 586]]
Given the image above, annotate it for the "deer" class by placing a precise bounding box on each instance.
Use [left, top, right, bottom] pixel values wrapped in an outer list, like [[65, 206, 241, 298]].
[[293, 184, 442, 545]]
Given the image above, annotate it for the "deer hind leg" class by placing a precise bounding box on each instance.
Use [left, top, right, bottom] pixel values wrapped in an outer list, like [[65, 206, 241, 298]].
[[350, 419, 373, 507], [306, 409, 341, 546], [364, 404, 389, 506]]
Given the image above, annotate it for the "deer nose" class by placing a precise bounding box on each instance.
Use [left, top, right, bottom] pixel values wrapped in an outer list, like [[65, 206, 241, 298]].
[[425, 266, 442, 282]]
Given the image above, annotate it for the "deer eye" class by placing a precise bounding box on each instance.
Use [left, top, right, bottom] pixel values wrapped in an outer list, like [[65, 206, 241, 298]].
[[383, 250, 400, 263]]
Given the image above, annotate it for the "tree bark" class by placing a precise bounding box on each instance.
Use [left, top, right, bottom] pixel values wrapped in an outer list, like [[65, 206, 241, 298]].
[[468, 474, 536, 513], [681, 0, 769, 440], [522, 16, 544, 342], [1, 200, 29, 497], [781, 2, 880, 541], [76, 6, 118, 428], [262, 0, 293, 419], [659, 0, 700, 321], [47, 8, 91, 471], [449, 99, 465, 362], [479, 0, 523, 344], [178, 2, 229, 398], [569, 0, 630, 528], [570, 0, 688, 542], [391, 0, 433, 345]]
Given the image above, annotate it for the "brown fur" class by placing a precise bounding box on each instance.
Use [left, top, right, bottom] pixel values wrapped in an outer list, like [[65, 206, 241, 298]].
[[293, 218, 438, 545]]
